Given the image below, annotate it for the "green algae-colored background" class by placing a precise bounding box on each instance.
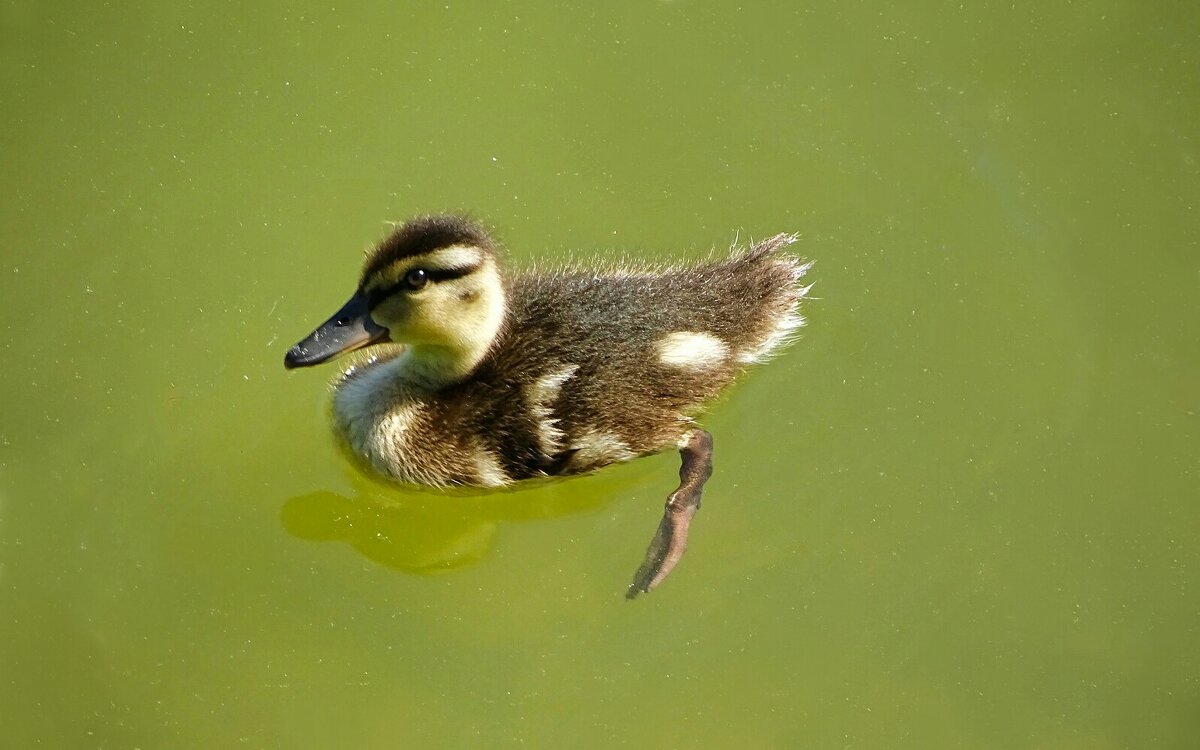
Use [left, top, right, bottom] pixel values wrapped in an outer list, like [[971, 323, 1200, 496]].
[[2, 2, 1197, 747]]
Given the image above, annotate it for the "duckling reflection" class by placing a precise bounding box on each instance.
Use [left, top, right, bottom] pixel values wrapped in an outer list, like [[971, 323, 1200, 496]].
[[281, 490, 496, 574], [284, 216, 811, 596], [280, 464, 647, 574]]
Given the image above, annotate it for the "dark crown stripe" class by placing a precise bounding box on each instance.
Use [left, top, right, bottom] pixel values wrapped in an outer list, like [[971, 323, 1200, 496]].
[[361, 215, 494, 284]]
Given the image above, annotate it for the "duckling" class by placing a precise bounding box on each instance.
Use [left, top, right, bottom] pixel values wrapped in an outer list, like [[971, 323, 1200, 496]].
[[284, 216, 813, 597]]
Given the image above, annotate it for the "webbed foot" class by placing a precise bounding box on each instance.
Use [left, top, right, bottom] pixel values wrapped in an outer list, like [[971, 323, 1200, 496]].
[[627, 428, 713, 598]]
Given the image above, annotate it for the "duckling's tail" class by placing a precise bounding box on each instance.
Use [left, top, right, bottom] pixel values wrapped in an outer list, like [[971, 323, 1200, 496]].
[[729, 233, 814, 365], [743, 232, 801, 262]]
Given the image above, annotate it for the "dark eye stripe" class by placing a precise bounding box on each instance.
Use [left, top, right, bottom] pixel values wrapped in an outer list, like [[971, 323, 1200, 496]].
[[425, 264, 479, 283], [365, 263, 481, 307]]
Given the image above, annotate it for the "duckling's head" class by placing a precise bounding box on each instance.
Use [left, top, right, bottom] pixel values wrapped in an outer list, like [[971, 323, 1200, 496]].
[[284, 215, 506, 386]]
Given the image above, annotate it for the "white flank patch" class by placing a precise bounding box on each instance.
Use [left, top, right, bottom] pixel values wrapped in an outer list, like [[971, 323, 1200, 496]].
[[472, 445, 510, 488], [526, 364, 578, 455], [375, 406, 418, 453], [657, 331, 729, 368], [359, 402, 423, 479], [571, 430, 637, 470]]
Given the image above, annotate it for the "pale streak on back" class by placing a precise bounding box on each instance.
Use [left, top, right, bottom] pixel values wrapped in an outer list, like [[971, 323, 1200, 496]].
[[526, 364, 580, 456]]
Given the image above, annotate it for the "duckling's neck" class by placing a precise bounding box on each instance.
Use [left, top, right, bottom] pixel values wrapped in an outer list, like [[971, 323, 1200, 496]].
[[395, 342, 491, 389]]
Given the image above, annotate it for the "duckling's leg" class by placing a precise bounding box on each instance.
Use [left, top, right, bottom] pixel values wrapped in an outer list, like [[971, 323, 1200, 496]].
[[626, 428, 713, 599]]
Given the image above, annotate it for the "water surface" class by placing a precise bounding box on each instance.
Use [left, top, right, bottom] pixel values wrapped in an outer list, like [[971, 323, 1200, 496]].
[[2, 2, 1197, 747]]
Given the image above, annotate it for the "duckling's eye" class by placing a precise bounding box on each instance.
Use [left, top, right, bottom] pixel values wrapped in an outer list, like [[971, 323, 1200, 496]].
[[403, 268, 428, 291]]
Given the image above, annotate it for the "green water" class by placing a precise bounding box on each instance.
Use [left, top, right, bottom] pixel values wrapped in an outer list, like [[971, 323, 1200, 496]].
[[3, 1, 1198, 747]]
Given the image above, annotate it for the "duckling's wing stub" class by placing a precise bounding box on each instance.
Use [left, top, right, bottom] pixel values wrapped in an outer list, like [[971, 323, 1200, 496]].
[[284, 291, 390, 369]]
